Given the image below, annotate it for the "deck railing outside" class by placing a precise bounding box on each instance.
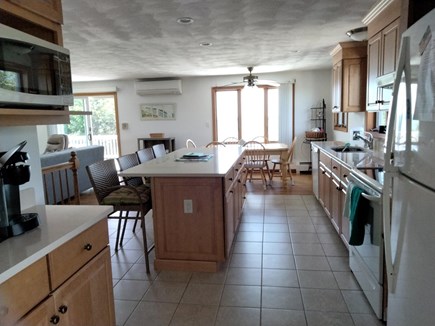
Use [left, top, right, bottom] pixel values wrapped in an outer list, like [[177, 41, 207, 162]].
[[68, 135, 118, 159]]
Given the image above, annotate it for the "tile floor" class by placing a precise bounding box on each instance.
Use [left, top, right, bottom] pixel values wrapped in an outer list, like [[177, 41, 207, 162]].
[[109, 194, 384, 326]]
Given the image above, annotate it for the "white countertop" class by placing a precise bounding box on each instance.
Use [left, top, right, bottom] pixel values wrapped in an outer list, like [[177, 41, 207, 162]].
[[311, 141, 384, 170], [120, 145, 245, 177], [0, 205, 112, 284]]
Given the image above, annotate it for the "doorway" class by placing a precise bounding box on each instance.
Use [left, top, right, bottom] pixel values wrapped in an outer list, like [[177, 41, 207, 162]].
[[55, 93, 120, 159]]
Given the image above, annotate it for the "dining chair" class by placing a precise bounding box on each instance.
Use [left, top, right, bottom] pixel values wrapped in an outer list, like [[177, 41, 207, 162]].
[[251, 135, 267, 143], [152, 143, 166, 158], [136, 147, 155, 163], [86, 158, 153, 273], [271, 137, 297, 186], [242, 140, 268, 190], [222, 137, 240, 145], [185, 138, 197, 148], [206, 141, 226, 148]]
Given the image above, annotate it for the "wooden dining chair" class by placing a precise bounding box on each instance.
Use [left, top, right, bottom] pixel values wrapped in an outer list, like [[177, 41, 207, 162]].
[[242, 140, 268, 190], [271, 137, 297, 186], [152, 143, 166, 158], [206, 141, 226, 148], [222, 137, 240, 145], [185, 138, 197, 148], [86, 158, 153, 273], [136, 147, 155, 163]]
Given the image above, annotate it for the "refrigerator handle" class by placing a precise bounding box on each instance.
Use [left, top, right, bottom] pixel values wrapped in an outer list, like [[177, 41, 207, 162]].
[[383, 172, 396, 293], [384, 36, 410, 173], [382, 36, 410, 294]]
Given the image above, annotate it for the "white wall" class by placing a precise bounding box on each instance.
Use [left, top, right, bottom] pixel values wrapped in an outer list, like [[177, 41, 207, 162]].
[[73, 69, 336, 165]]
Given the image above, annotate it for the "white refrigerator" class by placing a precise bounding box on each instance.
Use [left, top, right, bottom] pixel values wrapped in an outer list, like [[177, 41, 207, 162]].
[[383, 9, 435, 326]]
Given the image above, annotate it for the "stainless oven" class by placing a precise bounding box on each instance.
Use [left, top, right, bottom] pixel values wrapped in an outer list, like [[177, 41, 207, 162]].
[[346, 168, 385, 320]]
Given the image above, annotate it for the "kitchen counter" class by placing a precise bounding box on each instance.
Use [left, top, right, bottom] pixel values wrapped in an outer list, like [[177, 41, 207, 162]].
[[0, 204, 112, 284], [311, 141, 384, 170], [119, 145, 245, 178]]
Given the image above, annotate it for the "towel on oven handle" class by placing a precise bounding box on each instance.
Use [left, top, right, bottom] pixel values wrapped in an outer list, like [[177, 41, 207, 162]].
[[344, 183, 370, 246]]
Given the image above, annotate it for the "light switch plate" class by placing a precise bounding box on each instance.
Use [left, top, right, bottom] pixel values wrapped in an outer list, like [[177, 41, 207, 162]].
[[183, 199, 193, 213]]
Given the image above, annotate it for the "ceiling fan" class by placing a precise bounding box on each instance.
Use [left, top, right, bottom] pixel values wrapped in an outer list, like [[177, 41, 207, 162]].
[[243, 67, 258, 87], [224, 67, 280, 87]]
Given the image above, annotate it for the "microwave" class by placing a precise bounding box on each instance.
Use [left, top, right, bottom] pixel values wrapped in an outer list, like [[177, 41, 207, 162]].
[[0, 23, 73, 109]]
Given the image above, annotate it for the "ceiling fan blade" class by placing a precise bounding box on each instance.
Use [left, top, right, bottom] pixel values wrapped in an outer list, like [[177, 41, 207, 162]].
[[256, 80, 281, 87]]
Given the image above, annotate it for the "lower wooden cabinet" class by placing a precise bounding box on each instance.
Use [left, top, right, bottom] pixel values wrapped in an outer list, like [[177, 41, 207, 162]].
[[1, 219, 115, 326], [317, 149, 351, 248]]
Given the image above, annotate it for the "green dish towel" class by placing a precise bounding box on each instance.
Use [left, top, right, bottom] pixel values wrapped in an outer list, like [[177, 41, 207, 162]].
[[348, 186, 369, 246]]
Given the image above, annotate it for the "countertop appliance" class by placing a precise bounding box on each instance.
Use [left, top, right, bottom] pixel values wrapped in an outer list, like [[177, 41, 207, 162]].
[[383, 9, 435, 325], [0, 141, 39, 242]]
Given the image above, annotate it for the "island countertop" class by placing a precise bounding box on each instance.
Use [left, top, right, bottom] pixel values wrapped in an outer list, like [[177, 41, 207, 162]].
[[120, 145, 245, 178], [0, 205, 112, 284]]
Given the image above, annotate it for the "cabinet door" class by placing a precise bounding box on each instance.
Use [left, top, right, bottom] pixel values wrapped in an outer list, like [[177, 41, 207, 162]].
[[382, 18, 400, 76], [224, 189, 235, 258], [52, 248, 115, 326], [366, 33, 382, 111], [330, 160, 342, 231], [332, 61, 342, 112], [342, 58, 366, 112], [16, 296, 56, 326]]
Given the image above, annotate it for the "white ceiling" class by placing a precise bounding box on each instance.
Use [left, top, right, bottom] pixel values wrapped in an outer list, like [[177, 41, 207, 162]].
[[61, 0, 378, 82]]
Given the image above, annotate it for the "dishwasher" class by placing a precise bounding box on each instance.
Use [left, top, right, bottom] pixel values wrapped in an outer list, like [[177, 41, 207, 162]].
[[345, 168, 385, 320]]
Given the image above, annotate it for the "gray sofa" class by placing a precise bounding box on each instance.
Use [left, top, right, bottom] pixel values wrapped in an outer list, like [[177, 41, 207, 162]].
[[40, 145, 104, 203]]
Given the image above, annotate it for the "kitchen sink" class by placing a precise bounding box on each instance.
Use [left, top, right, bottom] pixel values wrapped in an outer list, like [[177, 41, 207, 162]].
[[330, 146, 365, 152]]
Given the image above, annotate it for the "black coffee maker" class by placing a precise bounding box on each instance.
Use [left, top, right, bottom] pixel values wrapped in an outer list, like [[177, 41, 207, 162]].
[[0, 140, 39, 242]]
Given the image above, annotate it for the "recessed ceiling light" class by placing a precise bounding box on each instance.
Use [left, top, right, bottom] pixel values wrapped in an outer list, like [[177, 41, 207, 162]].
[[177, 17, 194, 25], [200, 42, 213, 47]]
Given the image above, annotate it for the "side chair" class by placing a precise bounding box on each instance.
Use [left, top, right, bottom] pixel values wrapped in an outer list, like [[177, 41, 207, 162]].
[[152, 143, 166, 158], [136, 147, 155, 163], [242, 140, 268, 190], [271, 137, 297, 186], [86, 158, 153, 273]]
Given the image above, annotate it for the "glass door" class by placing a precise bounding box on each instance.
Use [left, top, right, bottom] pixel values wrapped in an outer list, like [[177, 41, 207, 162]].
[[57, 93, 120, 159]]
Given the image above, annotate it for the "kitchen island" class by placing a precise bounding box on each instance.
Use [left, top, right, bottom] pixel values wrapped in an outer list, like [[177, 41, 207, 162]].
[[119, 146, 246, 272]]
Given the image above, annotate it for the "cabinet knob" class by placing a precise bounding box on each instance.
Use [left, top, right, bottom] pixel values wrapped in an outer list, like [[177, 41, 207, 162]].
[[84, 243, 93, 251], [50, 315, 60, 324], [58, 305, 68, 314], [332, 166, 338, 170], [229, 178, 233, 181]]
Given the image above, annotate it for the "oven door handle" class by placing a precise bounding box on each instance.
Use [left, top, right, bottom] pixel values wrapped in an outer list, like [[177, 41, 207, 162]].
[[361, 192, 381, 203]]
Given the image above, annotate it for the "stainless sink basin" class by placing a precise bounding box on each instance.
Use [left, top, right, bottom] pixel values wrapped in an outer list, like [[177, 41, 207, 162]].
[[330, 146, 365, 152]]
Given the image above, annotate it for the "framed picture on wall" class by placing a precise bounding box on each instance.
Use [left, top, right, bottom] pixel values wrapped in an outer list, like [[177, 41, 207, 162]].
[[140, 103, 176, 120]]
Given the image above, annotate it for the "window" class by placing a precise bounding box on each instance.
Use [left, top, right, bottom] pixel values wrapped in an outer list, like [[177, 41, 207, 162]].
[[212, 86, 279, 142], [53, 93, 120, 159]]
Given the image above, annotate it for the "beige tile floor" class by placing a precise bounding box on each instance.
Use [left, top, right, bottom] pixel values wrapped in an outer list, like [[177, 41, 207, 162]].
[[109, 194, 385, 326]]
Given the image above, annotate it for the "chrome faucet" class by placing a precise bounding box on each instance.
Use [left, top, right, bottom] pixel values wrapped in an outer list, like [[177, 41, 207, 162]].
[[353, 131, 373, 150]]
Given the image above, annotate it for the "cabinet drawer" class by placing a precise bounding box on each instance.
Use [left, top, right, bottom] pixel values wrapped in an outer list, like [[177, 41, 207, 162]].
[[319, 151, 331, 168], [48, 219, 109, 290], [0, 258, 49, 326]]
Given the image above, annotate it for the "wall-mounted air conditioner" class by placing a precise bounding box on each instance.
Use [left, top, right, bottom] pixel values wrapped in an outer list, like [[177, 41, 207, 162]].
[[134, 79, 182, 96]]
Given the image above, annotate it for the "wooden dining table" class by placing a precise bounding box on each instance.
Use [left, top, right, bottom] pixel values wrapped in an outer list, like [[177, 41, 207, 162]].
[[241, 142, 291, 185]]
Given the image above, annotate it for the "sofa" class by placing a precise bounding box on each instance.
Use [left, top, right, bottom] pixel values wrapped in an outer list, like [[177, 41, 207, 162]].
[[40, 145, 105, 203]]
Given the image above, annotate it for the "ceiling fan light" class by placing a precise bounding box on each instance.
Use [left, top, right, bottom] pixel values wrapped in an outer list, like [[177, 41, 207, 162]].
[[346, 26, 368, 41]]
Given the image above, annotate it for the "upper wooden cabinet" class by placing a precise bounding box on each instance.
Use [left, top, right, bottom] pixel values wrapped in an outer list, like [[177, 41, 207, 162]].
[[0, 0, 63, 44], [365, 16, 400, 111], [331, 42, 367, 112]]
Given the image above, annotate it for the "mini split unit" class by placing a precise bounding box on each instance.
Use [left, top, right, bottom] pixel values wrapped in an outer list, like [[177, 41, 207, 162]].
[[134, 79, 182, 96]]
